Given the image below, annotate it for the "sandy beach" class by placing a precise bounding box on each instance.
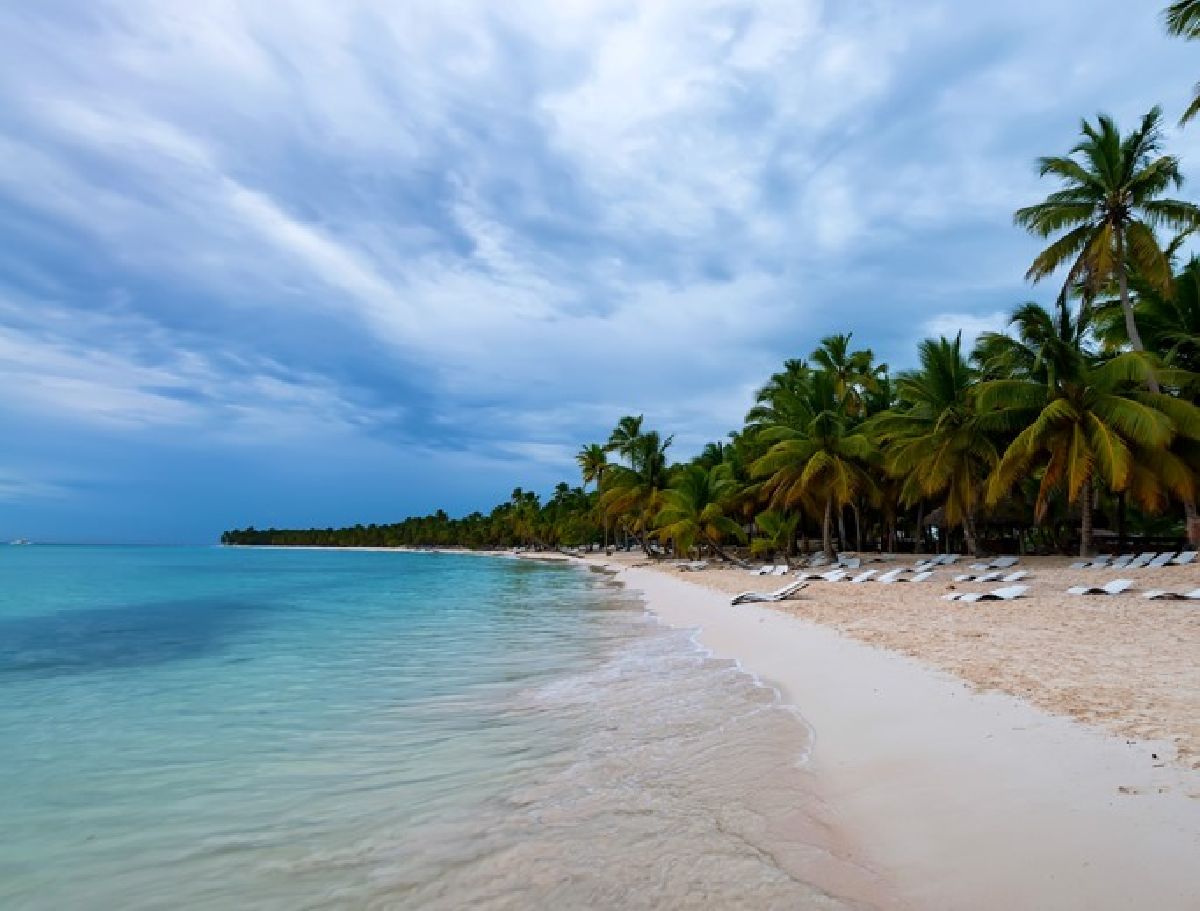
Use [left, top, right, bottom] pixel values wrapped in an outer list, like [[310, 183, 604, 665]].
[[548, 550, 1200, 910]]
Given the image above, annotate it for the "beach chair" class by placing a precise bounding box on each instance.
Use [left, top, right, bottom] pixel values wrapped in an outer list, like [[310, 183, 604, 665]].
[[943, 584, 1030, 603], [1109, 556, 1131, 569], [1148, 552, 1176, 568], [839, 557, 862, 569], [1141, 588, 1200, 600], [818, 569, 848, 582], [1066, 579, 1133, 596], [850, 569, 878, 583], [898, 570, 934, 583], [749, 565, 775, 575], [1173, 551, 1198, 566], [731, 578, 809, 605], [877, 568, 906, 583], [991, 556, 1019, 569], [1127, 552, 1156, 569], [771, 565, 789, 576], [678, 561, 708, 571], [999, 570, 1028, 583]]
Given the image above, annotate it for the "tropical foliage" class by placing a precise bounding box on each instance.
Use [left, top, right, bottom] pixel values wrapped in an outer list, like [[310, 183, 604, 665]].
[[219, 6, 1200, 557]]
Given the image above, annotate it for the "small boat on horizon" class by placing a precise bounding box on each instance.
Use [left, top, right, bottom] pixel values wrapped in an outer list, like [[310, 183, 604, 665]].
[[8, 538, 32, 546]]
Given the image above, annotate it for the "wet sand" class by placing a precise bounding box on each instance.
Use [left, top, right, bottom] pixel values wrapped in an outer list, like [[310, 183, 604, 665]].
[[573, 552, 1200, 910]]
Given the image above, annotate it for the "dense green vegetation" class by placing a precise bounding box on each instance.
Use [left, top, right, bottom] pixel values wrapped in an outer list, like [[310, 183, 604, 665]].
[[222, 5, 1200, 559]]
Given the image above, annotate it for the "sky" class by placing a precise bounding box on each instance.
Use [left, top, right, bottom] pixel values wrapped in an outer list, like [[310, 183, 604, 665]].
[[1, 1, 1197, 543]]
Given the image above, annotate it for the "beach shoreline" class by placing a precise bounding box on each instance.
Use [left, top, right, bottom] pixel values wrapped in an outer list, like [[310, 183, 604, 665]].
[[574, 554, 1200, 910]]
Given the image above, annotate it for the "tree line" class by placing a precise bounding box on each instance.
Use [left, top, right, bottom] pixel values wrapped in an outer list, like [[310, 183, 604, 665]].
[[222, 4, 1200, 559]]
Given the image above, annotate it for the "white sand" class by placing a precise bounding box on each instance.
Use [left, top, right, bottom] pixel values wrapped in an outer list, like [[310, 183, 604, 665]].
[[613, 564, 1200, 911]]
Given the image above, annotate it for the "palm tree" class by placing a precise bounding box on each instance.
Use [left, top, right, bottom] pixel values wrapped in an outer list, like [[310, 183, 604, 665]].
[[751, 372, 878, 559], [978, 302, 1200, 556], [605, 415, 645, 460], [599, 428, 673, 555], [1096, 256, 1200, 380], [869, 334, 998, 555], [810, 333, 885, 416], [655, 464, 746, 560], [576, 443, 609, 490], [1166, 1, 1200, 123], [749, 509, 800, 564], [1015, 107, 1200, 367]]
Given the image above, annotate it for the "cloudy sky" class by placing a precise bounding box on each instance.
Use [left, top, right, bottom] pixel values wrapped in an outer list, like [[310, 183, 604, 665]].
[[1, 1, 1196, 542]]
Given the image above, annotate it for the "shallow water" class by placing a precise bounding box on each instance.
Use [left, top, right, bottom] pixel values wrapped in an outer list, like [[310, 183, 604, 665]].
[[1, 547, 883, 909]]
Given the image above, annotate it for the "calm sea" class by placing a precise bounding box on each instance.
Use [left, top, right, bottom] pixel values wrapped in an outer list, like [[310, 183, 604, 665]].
[[0, 547, 884, 909]]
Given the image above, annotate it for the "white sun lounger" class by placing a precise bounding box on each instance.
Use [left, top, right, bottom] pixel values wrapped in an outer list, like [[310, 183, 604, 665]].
[[839, 557, 862, 569], [877, 568, 905, 583], [1142, 588, 1200, 600], [850, 569, 878, 583], [1066, 579, 1133, 596], [770, 565, 789, 576], [899, 570, 934, 583], [678, 561, 709, 571], [731, 578, 809, 605], [999, 570, 1028, 583], [1173, 551, 1197, 565], [943, 584, 1030, 603], [749, 565, 775, 575], [1148, 552, 1176, 568]]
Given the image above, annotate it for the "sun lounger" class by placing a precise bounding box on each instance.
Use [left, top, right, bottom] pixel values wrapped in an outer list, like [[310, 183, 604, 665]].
[[900, 570, 934, 583], [749, 565, 774, 575], [1066, 579, 1133, 596], [1173, 551, 1197, 565], [850, 569, 878, 583], [943, 584, 1030, 603], [1148, 552, 1176, 568], [731, 578, 809, 605], [1141, 588, 1200, 600], [877, 568, 905, 583], [678, 561, 708, 571], [1000, 570, 1028, 583], [818, 569, 848, 582], [771, 565, 789, 576], [839, 557, 862, 569]]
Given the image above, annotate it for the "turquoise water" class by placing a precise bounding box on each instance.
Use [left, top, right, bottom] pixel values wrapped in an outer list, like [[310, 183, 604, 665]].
[[0, 547, 882, 910]]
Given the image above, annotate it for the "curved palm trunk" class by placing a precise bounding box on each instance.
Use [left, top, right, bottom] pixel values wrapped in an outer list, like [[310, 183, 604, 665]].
[[822, 497, 836, 559], [1079, 477, 1094, 558]]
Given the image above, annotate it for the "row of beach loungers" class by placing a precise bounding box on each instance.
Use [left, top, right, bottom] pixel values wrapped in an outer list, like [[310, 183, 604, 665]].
[[1070, 551, 1196, 570]]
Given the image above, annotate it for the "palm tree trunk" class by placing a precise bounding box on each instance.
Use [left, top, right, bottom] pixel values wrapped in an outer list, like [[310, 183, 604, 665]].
[[963, 509, 979, 557], [822, 497, 835, 559], [836, 509, 847, 555], [851, 501, 863, 552], [1185, 499, 1200, 546], [1079, 477, 1094, 558], [1116, 233, 1161, 394]]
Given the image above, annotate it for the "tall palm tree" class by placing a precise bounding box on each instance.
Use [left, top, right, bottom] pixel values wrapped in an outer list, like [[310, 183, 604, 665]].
[[1165, 1, 1200, 123], [605, 415, 645, 460], [869, 334, 998, 555], [655, 464, 746, 560], [1096, 256, 1200, 380], [810, 333, 885, 416], [599, 429, 673, 555], [978, 302, 1200, 556], [751, 372, 877, 559], [576, 443, 609, 490], [1014, 107, 1200, 365]]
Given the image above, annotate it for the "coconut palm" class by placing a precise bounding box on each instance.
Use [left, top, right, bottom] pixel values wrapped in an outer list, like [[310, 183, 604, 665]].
[[749, 509, 800, 564], [810, 333, 885, 416], [1166, 1, 1200, 123], [978, 302, 1200, 556], [576, 443, 609, 490], [1015, 108, 1200, 369], [1096, 256, 1200, 380], [751, 372, 877, 559], [599, 429, 673, 554], [655, 464, 746, 560], [605, 415, 645, 460], [869, 334, 998, 555]]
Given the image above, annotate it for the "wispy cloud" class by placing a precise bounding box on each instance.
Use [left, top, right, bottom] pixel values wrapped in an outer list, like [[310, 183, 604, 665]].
[[0, 0, 1194, 538]]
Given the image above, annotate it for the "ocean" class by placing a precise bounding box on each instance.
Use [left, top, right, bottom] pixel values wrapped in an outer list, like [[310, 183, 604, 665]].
[[0, 547, 882, 909]]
